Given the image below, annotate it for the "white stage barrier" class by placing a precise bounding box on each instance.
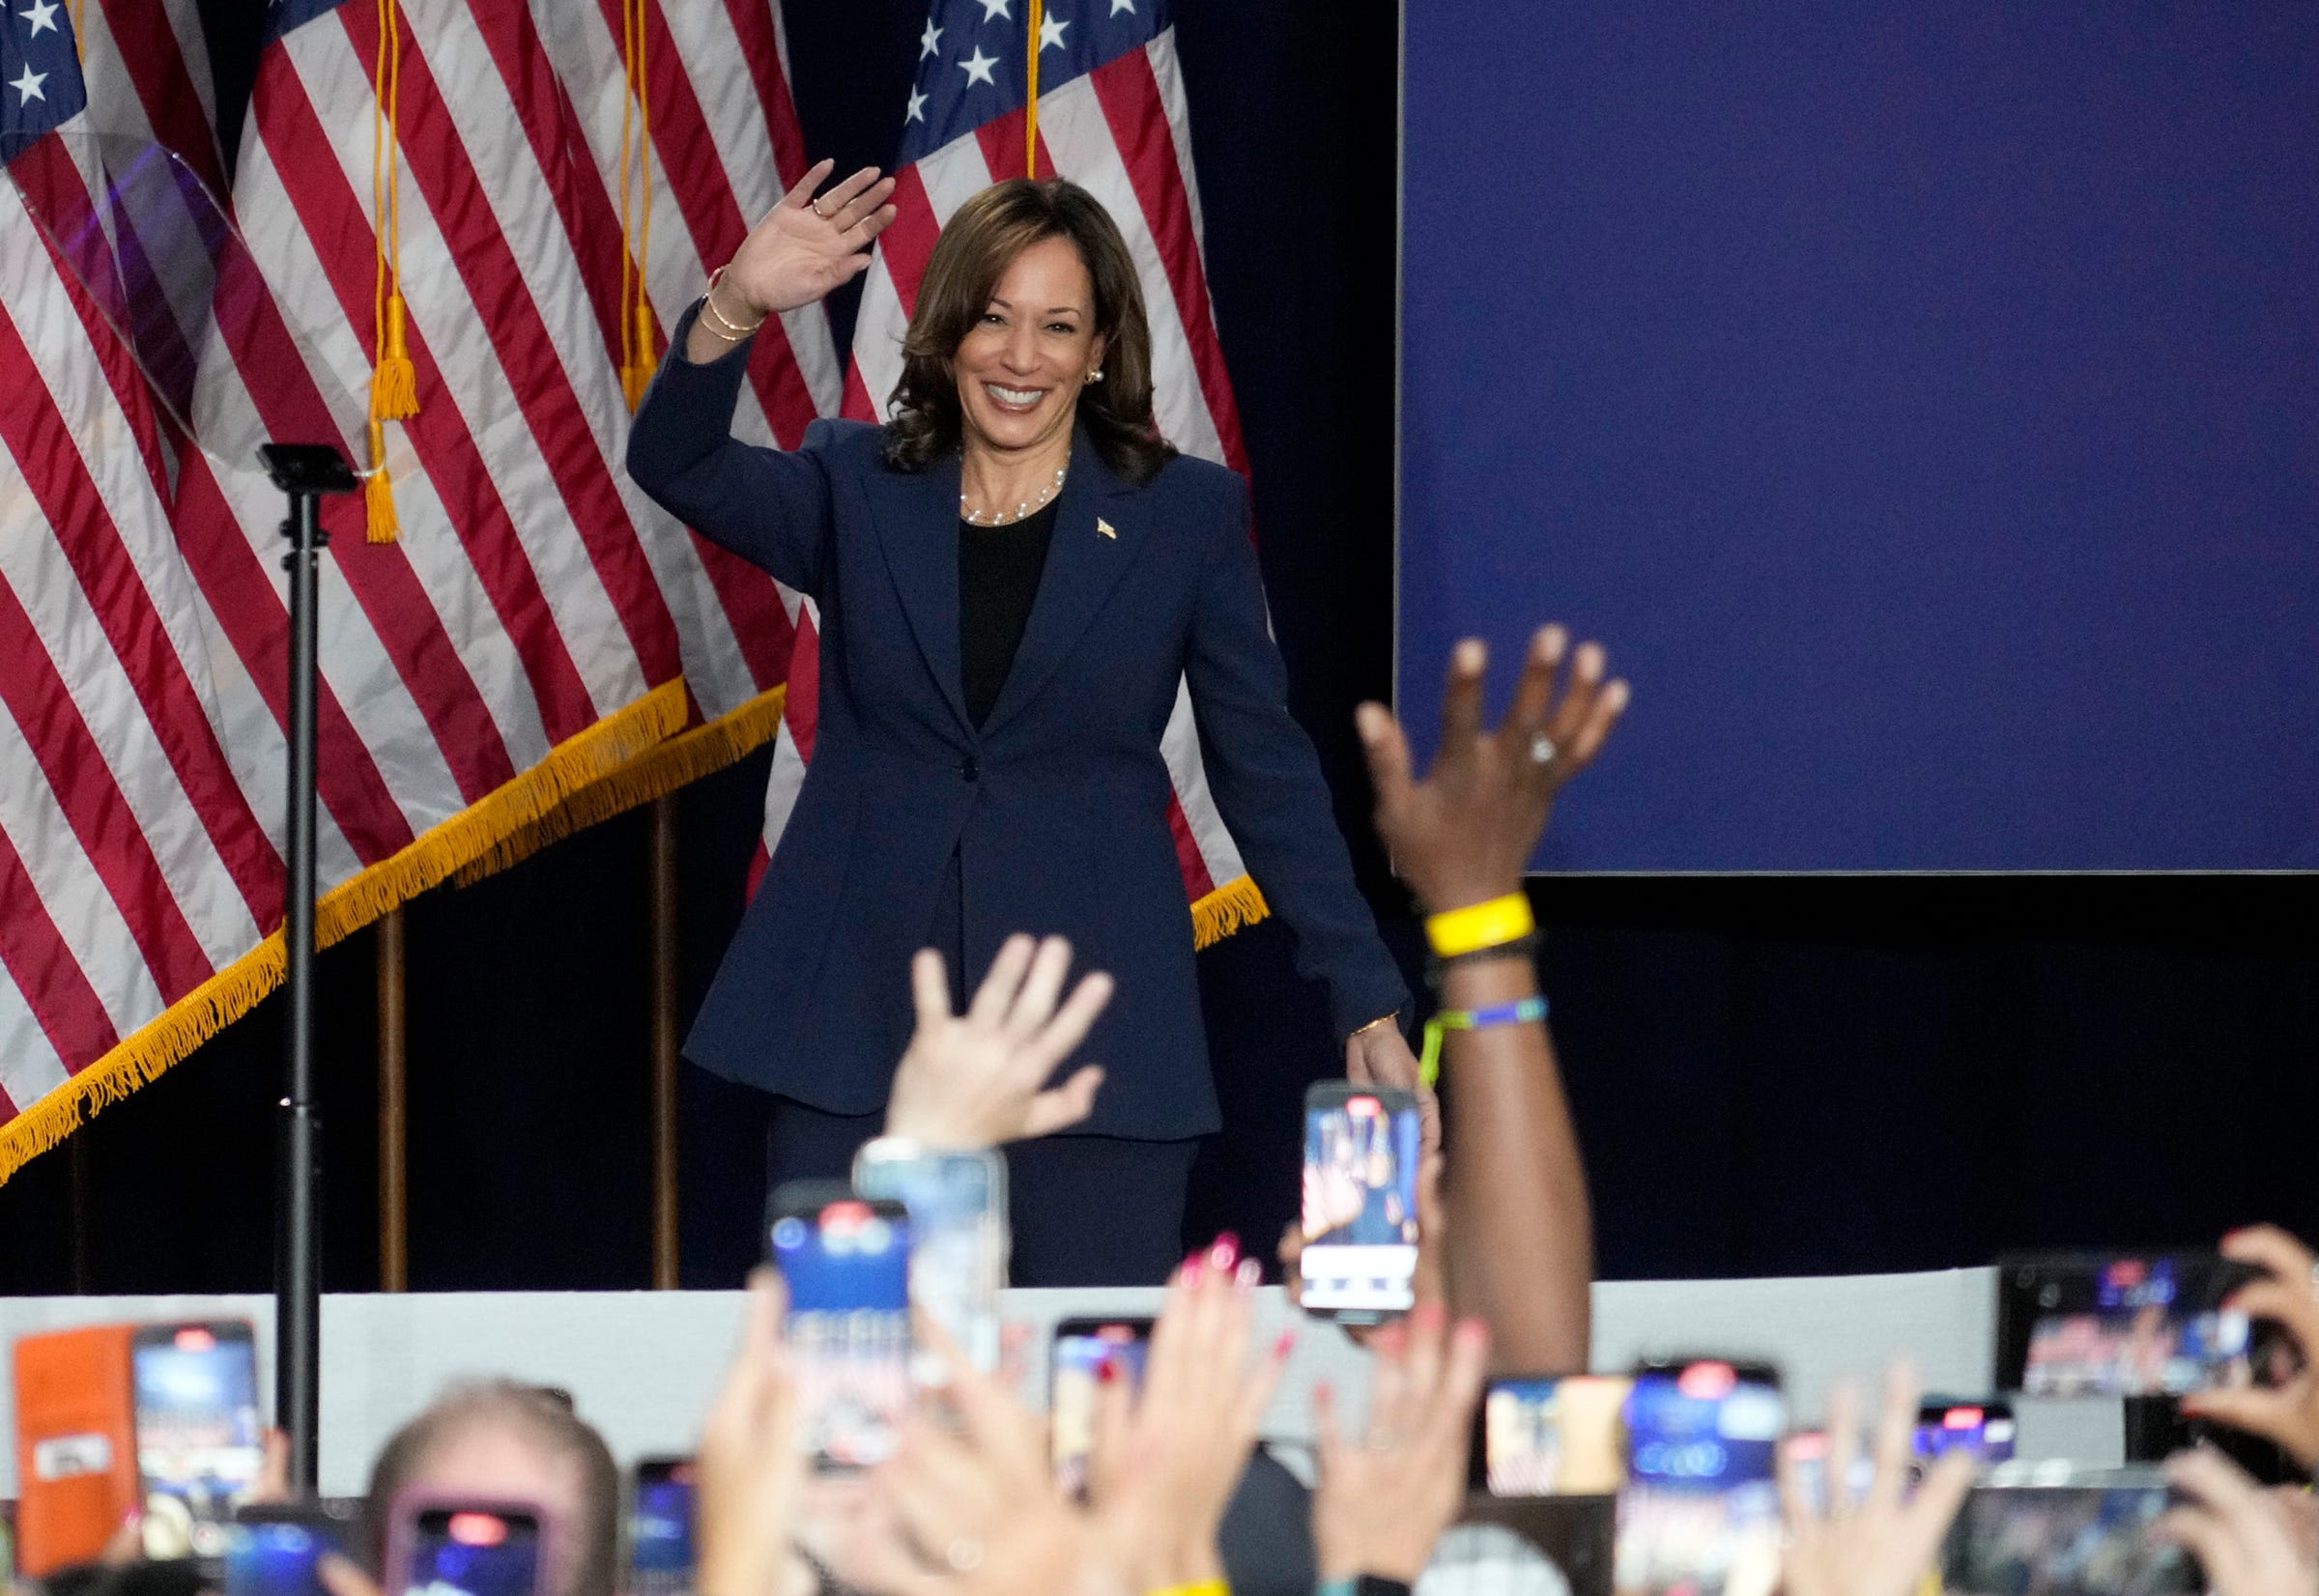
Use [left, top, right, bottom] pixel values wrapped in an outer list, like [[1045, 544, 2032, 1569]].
[[0, 1268, 2122, 1498]]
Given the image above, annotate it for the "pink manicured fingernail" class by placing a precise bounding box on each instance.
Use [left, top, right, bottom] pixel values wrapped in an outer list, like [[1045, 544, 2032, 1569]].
[[1210, 1232, 1241, 1269], [1182, 1250, 1206, 1281], [1098, 1356, 1119, 1385], [1235, 1256, 1261, 1289], [1274, 1329, 1298, 1358]]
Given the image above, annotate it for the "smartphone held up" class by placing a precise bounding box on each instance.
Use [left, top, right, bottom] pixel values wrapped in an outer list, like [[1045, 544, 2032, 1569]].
[[385, 1499, 551, 1596], [1299, 1082, 1423, 1325], [767, 1182, 914, 1472]]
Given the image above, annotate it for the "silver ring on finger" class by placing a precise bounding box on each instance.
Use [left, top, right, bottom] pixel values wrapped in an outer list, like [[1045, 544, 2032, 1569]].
[[945, 1538, 984, 1573], [1529, 732, 1557, 766]]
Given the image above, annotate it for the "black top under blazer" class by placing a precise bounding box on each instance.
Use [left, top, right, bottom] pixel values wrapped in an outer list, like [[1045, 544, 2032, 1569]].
[[625, 308, 1409, 1140]]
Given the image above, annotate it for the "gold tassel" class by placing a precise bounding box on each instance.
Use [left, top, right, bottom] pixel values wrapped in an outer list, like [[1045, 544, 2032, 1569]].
[[622, 299, 660, 412], [371, 293, 419, 420], [365, 419, 400, 544], [365, 466, 401, 544]]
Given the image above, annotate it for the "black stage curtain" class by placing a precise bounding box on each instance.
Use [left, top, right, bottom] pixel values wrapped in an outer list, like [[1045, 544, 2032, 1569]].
[[1, 0, 2311, 1296]]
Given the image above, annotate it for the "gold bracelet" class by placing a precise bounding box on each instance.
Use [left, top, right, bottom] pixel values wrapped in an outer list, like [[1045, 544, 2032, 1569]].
[[700, 266, 767, 339], [1425, 892, 1534, 957], [694, 293, 752, 344], [1348, 1013, 1399, 1041]]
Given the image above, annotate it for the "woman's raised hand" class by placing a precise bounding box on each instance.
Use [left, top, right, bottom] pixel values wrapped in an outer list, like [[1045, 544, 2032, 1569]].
[[720, 159, 899, 318]]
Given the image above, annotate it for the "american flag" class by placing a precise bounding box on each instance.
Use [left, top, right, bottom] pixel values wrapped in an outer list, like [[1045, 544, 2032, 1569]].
[[755, 0, 1268, 946], [0, 0, 269, 1174], [0, 0, 833, 1180]]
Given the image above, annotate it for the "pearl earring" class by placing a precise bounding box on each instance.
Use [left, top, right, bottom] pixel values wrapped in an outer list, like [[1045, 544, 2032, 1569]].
[[1087, 368, 1104, 384]]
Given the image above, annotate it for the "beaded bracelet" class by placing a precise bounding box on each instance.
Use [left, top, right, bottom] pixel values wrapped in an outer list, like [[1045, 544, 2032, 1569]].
[[1417, 994, 1548, 1087]]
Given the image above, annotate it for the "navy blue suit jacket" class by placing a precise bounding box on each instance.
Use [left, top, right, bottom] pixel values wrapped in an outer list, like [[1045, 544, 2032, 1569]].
[[626, 313, 1407, 1139]]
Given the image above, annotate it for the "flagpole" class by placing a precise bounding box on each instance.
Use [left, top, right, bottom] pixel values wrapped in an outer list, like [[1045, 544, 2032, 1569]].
[[1025, 0, 1044, 176], [378, 908, 409, 1292], [261, 442, 358, 1493], [648, 796, 680, 1288]]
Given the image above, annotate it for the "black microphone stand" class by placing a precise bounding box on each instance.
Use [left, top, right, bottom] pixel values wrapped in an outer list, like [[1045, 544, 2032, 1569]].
[[259, 442, 358, 1493]]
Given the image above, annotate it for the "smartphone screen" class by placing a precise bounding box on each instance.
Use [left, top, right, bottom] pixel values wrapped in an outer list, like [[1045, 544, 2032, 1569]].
[[1916, 1400, 2018, 1465], [1941, 1477, 2199, 1595], [1483, 1375, 1634, 1496], [131, 1321, 265, 1560], [2000, 1253, 2256, 1398], [395, 1507, 545, 1596], [1614, 1359, 1785, 1596], [1049, 1318, 1153, 1499], [223, 1506, 357, 1596], [627, 1459, 694, 1596], [769, 1183, 913, 1472], [852, 1145, 1006, 1371], [1299, 1083, 1422, 1323]]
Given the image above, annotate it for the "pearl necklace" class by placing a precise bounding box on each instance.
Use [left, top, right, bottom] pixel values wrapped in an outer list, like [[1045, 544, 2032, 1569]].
[[961, 465, 1068, 527]]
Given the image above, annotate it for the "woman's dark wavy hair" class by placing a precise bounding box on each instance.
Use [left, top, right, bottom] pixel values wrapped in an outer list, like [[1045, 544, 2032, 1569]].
[[881, 177, 1177, 485]]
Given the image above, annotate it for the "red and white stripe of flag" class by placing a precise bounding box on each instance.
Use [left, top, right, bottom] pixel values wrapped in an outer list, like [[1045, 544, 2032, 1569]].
[[0, 0, 279, 1162], [754, 25, 1264, 938], [533, 0, 840, 747]]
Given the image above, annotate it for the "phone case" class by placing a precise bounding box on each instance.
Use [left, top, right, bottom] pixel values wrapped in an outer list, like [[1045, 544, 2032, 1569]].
[[12, 1323, 139, 1577]]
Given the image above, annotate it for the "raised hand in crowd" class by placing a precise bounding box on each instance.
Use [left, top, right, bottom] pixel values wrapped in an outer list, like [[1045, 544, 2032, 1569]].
[[683, 158, 898, 361], [1359, 625, 1627, 919], [2152, 1446, 2319, 1596], [1086, 1235, 1293, 1594], [1775, 1361, 1974, 1596], [846, 1327, 1115, 1596], [1307, 1302, 1489, 1588], [2179, 1224, 2319, 1471], [693, 1269, 807, 1596], [881, 934, 1114, 1150], [1354, 625, 1627, 1373]]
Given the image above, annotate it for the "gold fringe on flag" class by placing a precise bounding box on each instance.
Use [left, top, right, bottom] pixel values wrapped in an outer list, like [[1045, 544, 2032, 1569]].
[[1189, 873, 1271, 951], [0, 678, 690, 1186], [453, 685, 787, 886]]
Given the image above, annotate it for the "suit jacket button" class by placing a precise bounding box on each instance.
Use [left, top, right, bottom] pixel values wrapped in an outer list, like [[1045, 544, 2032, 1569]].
[[960, 755, 980, 783]]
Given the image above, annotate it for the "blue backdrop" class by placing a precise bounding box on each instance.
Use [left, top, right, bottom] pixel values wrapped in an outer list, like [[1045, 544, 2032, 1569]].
[[1399, 3, 2319, 871]]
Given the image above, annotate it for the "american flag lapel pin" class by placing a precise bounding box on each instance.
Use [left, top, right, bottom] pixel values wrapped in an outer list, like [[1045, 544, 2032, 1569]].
[[1097, 517, 1117, 539]]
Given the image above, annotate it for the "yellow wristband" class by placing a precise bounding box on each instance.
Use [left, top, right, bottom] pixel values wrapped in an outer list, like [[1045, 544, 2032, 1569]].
[[1146, 1584, 1228, 1596], [1425, 892, 1534, 957]]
